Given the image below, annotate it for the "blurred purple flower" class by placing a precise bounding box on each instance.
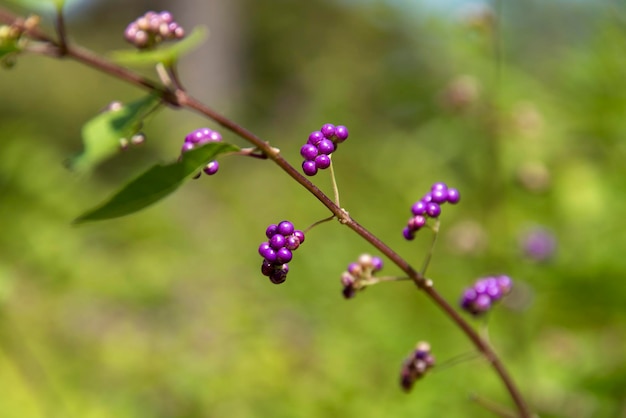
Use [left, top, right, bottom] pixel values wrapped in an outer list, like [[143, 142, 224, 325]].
[[521, 227, 556, 262]]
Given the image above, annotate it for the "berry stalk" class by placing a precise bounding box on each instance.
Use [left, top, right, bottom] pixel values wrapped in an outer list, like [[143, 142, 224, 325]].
[[0, 7, 532, 417]]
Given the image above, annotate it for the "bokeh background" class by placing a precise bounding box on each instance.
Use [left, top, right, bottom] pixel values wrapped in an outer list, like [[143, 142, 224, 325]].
[[1, 0, 625, 417]]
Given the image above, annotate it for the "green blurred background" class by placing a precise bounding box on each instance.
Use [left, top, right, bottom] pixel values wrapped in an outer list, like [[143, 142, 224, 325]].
[[1, 0, 625, 417]]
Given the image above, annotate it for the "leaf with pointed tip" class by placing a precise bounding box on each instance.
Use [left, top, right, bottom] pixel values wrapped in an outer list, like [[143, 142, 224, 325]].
[[73, 142, 239, 224], [67, 93, 162, 173], [110, 26, 208, 67]]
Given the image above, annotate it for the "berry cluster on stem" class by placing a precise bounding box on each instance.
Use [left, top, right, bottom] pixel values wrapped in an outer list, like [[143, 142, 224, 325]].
[[300, 123, 349, 176], [400, 341, 436, 392], [340, 253, 384, 299], [124, 11, 184, 49], [259, 221, 305, 284], [181, 128, 223, 176], [403, 182, 460, 240], [460, 275, 513, 316]]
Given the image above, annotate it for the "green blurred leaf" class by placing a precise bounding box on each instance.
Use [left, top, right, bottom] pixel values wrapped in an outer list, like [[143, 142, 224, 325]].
[[67, 93, 162, 172], [4, 0, 60, 10], [110, 26, 208, 67], [73, 142, 239, 224], [0, 42, 21, 59]]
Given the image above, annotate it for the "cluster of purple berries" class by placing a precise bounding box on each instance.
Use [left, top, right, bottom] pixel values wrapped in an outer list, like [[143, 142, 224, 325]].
[[258, 221, 305, 284], [400, 341, 435, 392], [300, 123, 349, 176], [460, 275, 513, 316], [340, 254, 383, 299], [124, 11, 185, 49], [181, 128, 223, 176], [403, 182, 460, 240]]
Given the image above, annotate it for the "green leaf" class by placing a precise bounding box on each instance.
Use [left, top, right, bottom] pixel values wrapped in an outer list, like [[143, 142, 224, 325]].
[[73, 142, 239, 224], [5, 0, 61, 10], [67, 93, 162, 172], [110, 26, 208, 67], [0, 43, 21, 59]]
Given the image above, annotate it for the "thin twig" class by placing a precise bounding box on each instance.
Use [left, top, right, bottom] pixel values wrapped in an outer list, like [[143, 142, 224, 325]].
[[304, 215, 335, 233], [328, 157, 341, 207], [55, 4, 68, 54], [420, 219, 440, 275]]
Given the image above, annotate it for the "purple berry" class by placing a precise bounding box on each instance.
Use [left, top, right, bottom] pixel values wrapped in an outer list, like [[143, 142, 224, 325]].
[[446, 188, 460, 204], [258, 242, 274, 259], [308, 131, 324, 145], [342, 284, 356, 299], [473, 294, 492, 313], [302, 160, 318, 176], [460, 288, 477, 309], [269, 234, 286, 250], [285, 235, 300, 251], [497, 275, 513, 293], [265, 224, 278, 238], [300, 144, 318, 161], [431, 189, 448, 204], [486, 284, 502, 300], [208, 131, 222, 142], [425, 202, 441, 218], [203, 160, 219, 175], [317, 138, 335, 155], [334, 125, 349, 142], [276, 247, 293, 264], [408, 215, 426, 231], [411, 201, 427, 216], [293, 230, 305, 244], [371, 257, 383, 272], [181, 142, 195, 153], [258, 242, 271, 257], [403, 226, 415, 241], [159, 11, 173, 23], [314, 154, 331, 169], [321, 123, 336, 138], [521, 228, 555, 261], [421, 192, 433, 203], [261, 260, 274, 276], [195, 128, 210, 142], [269, 266, 288, 284], [277, 221, 295, 236], [347, 262, 362, 276], [431, 182, 448, 192]]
